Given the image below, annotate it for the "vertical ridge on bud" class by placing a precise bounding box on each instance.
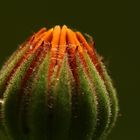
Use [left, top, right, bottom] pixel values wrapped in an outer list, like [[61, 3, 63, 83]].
[[2, 54, 35, 140], [0, 42, 31, 97], [48, 26, 61, 89], [28, 51, 50, 140], [66, 29, 79, 87], [69, 53, 98, 140], [97, 60, 119, 136], [83, 52, 111, 139], [51, 55, 73, 140], [0, 25, 118, 140], [76, 32, 98, 69], [19, 41, 50, 138], [56, 25, 67, 78]]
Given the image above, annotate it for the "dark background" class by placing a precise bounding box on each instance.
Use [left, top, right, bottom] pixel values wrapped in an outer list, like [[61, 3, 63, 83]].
[[0, 0, 139, 140]]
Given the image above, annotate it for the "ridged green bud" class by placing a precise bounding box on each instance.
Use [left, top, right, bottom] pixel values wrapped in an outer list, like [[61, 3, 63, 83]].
[[0, 25, 118, 140]]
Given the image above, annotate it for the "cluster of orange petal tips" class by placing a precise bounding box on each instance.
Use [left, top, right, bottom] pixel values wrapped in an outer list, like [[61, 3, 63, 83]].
[[0, 25, 118, 140]]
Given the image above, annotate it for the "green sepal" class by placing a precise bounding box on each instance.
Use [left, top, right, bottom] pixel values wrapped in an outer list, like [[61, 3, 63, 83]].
[[84, 52, 111, 140], [27, 52, 50, 140], [0, 44, 30, 96], [51, 55, 73, 140], [99, 60, 119, 135], [2, 54, 35, 140], [69, 54, 98, 140]]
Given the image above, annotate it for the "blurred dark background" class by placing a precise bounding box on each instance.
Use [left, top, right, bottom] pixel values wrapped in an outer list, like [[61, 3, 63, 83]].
[[0, 0, 139, 140]]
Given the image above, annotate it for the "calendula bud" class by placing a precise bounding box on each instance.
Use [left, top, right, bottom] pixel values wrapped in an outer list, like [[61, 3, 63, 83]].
[[0, 25, 118, 140]]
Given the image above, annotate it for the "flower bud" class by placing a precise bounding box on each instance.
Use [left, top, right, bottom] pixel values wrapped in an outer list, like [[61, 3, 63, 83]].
[[0, 25, 118, 140]]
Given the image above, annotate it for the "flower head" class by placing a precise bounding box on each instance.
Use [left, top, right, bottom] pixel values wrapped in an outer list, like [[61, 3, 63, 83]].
[[0, 25, 118, 140]]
